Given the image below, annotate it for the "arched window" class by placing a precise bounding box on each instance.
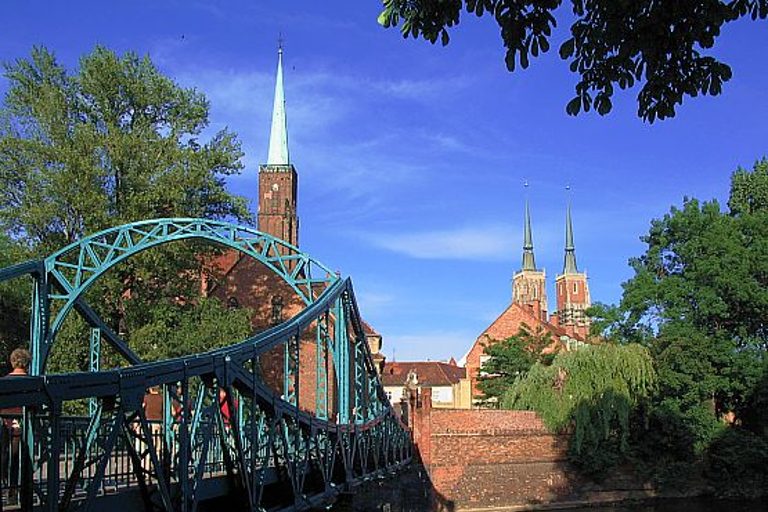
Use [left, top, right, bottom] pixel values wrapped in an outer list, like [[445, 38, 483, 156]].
[[227, 296, 240, 310]]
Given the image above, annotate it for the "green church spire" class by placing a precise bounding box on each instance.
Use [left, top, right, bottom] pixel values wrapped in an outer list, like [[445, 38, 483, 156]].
[[521, 198, 537, 271], [267, 44, 290, 165], [563, 198, 579, 274]]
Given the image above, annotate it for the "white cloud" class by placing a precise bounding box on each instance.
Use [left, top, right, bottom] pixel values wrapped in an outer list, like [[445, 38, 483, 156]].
[[355, 290, 396, 316], [386, 331, 477, 362], [361, 224, 517, 261]]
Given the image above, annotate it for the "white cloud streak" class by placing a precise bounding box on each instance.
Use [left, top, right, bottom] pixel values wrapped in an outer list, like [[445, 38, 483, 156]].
[[361, 224, 518, 261], [386, 331, 478, 362]]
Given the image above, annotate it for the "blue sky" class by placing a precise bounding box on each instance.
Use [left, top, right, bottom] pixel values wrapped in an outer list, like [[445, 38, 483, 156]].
[[3, 2, 768, 362]]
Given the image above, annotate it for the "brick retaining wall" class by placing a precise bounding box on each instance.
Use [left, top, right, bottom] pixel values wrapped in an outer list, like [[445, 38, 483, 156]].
[[412, 389, 653, 511]]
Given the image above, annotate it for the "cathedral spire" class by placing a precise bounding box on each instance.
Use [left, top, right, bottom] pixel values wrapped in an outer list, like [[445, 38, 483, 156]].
[[562, 195, 579, 274], [521, 198, 537, 271], [267, 43, 290, 165]]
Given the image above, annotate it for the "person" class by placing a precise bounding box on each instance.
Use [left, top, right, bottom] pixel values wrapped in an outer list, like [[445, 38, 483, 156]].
[[218, 388, 238, 431], [138, 387, 163, 471], [1, 348, 30, 506], [172, 385, 185, 423]]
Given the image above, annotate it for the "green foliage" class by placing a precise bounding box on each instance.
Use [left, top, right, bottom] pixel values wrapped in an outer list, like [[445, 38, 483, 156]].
[[378, 0, 768, 122], [0, 45, 250, 252], [130, 298, 253, 361], [587, 160, 768, 492], [504, 343, 655, 429], [729, 158, 768, 216], [705, 427, 768, 498], [740, 358, 768, 437], [0, 46, 254, 371], [587, 301, 651, 344], [0, 233, 30, 371], [609, 161, 768, 422], [503, 343, 656, 479], [476, 325, 552, 403]]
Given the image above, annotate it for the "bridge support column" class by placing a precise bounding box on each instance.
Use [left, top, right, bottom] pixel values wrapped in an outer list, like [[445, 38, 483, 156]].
[[29, 273, 50, 377], [89, 328, 101, 416], [334, 297, 350, 424], [45, 404, 62, 512]]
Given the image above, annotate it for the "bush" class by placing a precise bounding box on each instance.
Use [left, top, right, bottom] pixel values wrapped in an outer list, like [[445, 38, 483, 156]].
[[706, 427, 768, 498]]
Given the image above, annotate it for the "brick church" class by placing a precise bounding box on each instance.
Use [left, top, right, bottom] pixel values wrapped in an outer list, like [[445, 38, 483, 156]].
[[461, 197, 592, 400], [203, 46, 385, 414]]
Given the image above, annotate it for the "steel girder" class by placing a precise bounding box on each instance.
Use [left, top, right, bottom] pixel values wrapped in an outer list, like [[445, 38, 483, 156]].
[[0, 218, 411, 512], [13, 218, 336, 375]]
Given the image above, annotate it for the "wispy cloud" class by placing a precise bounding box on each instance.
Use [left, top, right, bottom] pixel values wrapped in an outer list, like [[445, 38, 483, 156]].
[[386, 330, 478, 362], [355, 290, 396, 316], [360, 224, 517, 261]]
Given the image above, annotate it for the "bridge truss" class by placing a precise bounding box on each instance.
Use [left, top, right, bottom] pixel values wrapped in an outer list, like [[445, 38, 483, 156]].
[[0, 219, 412, 512]]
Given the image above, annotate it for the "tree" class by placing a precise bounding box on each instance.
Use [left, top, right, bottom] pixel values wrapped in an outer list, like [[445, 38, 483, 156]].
[[588, 161, 768, 491], [378, 0, 768, 122], [476, 324, 552, 403], [0, 46, 254, 369], [612, 162, 768, 419], [0, 233, 30, 372], [0, 46, 249, 252], [503, 343, 656, 480], [729, 157, 768, 216]]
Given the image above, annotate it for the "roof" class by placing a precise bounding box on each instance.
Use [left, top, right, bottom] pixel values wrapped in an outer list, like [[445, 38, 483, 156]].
[[267, 45, 290, 165], [477, 301, 583, 346], [381, 361, 466, 388]]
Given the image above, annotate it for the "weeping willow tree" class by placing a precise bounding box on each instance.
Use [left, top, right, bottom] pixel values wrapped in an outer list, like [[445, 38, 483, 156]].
[[503, 343, 656, 480]]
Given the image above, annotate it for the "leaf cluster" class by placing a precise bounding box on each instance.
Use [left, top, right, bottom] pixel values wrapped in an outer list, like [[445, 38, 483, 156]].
[[503, 343, 656, 479], [0, 46, 253, 370], [476, 324, 553, 403], [378, 0, 768, 122], [0, 46, 250, 253], [504, 343, 656, 430]]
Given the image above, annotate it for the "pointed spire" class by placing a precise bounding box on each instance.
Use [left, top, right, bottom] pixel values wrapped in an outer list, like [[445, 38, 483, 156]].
[[521, 196, 537, 271], [267, 42, 290, 165], [563, 188, 579, 274]]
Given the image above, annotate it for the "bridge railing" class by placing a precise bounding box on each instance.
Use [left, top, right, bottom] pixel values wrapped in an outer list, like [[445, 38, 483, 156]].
[[0, 219, 413, 512]]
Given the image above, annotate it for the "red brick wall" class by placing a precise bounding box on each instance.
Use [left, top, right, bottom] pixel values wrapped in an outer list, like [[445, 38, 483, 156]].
[[464, 304, 558, 397], [430, 409, 547, 434], [210, 255, 339, 417], [411, 405, 618, 510], [258, 164, 298, 247]]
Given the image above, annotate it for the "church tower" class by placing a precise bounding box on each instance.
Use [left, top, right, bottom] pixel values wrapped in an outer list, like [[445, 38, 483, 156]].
[[512, 198, 548, 321], [554, 199, 591, 338], [258, 45, 299, 246]]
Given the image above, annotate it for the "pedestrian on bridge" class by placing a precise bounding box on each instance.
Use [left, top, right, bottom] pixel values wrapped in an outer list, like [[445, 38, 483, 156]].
[[1, 348, 30, 506]]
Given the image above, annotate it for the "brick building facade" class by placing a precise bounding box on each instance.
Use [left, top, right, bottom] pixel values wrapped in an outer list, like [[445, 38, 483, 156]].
[[202, 46, 384, 416], [459, 198, 591, 402]]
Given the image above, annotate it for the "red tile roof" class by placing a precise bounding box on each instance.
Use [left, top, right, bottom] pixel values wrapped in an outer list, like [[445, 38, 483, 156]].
[[381, 361, 466, 387]]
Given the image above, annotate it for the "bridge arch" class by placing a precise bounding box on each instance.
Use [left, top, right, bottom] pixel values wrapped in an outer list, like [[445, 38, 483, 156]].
[[35, 218, 337, 373], [0, 218, 413, 512]]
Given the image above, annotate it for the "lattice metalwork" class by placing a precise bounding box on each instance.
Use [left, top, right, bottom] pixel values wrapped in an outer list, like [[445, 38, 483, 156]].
[[0, 218, 411, 512]]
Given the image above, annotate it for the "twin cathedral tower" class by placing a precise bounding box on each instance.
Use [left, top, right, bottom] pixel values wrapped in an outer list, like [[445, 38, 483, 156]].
[[255, 46, 590, 338], [512, 196, 591, 339]]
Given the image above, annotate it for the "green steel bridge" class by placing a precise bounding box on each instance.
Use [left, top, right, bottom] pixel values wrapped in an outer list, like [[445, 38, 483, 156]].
[[0, 218, 412, 512]]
